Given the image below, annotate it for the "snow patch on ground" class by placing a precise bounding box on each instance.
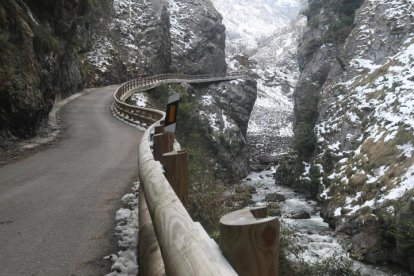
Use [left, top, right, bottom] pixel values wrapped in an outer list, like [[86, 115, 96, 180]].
[[379, 165, 414, 203], [106, 181, 139, 276], [130, 93, 147, 108], [201, 95, 214, 106], [397, 143, 414, 158]]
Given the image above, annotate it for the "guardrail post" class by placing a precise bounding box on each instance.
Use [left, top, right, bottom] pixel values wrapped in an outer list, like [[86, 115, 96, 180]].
[[138, 187, 166, 275], [162, 150, 189, 206], [219, 206, 280, 276], [154, 125, 164, 135], [153, 132, 174, 162]]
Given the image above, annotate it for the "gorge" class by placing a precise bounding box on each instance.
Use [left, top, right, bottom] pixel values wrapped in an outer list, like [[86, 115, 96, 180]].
[[0, 0, 413, 275]]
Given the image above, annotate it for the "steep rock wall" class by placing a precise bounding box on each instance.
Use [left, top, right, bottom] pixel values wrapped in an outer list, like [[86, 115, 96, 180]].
[[290, 0, 414, 271], [193, 79, 257, 181], [168, 0, 226, 74], [0, 0, 110, 141]]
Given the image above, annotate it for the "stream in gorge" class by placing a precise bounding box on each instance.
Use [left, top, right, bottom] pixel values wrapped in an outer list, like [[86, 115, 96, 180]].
[[241, 167, 411, 276]]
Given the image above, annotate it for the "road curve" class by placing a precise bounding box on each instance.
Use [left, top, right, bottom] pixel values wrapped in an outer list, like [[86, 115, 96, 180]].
[[0, 86, 141, 275]]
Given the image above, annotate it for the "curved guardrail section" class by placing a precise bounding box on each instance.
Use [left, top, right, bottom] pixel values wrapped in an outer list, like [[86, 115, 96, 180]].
[[113, 72, 246, 126], [114, 72, 246, 275]]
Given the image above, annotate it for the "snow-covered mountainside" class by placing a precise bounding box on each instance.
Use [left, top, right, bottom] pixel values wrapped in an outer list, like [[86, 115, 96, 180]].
[[248, 18, 306, 151], [319, 24, 414, 217], [292, 0, 414, 271], [212, 0, 306, 160], [212, 0, 304, 54]]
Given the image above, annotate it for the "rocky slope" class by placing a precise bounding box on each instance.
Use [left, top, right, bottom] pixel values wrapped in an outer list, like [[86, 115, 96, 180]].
[[290, 0, 414, 272], [212, 0, 305, 55], [192, 79, 257, 181], [142, 79, 257, 183], [212, 0, 306, 168]]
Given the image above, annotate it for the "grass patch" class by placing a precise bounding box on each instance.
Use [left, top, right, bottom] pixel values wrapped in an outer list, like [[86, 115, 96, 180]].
[[356, 61, 397, 87], [299, 255, 361, 276], [361, 138, 399, 171], [349, 174, 367, 193], [394, 126, 414, 145]]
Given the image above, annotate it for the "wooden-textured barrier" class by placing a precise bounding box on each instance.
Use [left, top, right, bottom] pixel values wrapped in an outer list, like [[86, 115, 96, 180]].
[[138, 188, 166, 276], [139, 124, 237, 276], [220, 206, 280, 276], [113, 71, 280, 276], [162, 150, 189, 207], [153, 132, 174, 162], [113, 72, 246, 127]]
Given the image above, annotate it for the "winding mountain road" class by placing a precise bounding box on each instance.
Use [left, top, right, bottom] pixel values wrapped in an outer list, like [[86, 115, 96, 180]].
[[0, 86, 141, 275]]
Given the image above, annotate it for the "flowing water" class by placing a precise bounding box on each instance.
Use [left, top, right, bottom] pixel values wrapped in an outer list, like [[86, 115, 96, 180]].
[[241, 167, 410, 276]]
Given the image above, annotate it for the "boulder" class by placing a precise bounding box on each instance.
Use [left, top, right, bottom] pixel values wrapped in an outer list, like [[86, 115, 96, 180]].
[[235, 185, 256, 195], [268, 202, 282, 217], [258, 154, 278, 165], [350, 231, 383, 262], [289, 210, 311, 219], [265, 192, 286, 202]]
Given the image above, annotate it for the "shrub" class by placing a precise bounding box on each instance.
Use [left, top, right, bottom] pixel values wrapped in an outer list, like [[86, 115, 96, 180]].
[[309, 165, 321, 197], [320, 149, 335, 173], [299, 255, 361, 276], [303, 38, 323, 59], [361, 139, 399, 171], [32, 24, 60, 54], [349, 174, 367, 193], [279, 226, 305, 275], [293, 122, 317, 160], [302, 0, 323, 21]]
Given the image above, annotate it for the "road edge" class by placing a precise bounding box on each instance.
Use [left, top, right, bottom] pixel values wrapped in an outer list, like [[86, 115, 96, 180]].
[[0, 89, 92, 166]]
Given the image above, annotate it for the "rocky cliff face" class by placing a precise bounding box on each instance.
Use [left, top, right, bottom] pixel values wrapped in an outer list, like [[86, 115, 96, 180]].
[[169, 0, 226, 74], [192, 79, 257, 181], [291, 0, 414, 271], [211, 0, 305, 171], [0, 0, 110, 142], [86, 0, 171, 85], [89, 0, 227, 79], [150, 79, 257, 183]]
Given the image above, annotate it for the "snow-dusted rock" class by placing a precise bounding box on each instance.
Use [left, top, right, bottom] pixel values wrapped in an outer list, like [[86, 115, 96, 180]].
[[293, 0, 414, 271], [169, 0, 227, 74]]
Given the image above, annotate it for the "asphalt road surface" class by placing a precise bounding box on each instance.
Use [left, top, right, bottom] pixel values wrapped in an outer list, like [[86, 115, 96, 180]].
[[0, 86, 141, 276]]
